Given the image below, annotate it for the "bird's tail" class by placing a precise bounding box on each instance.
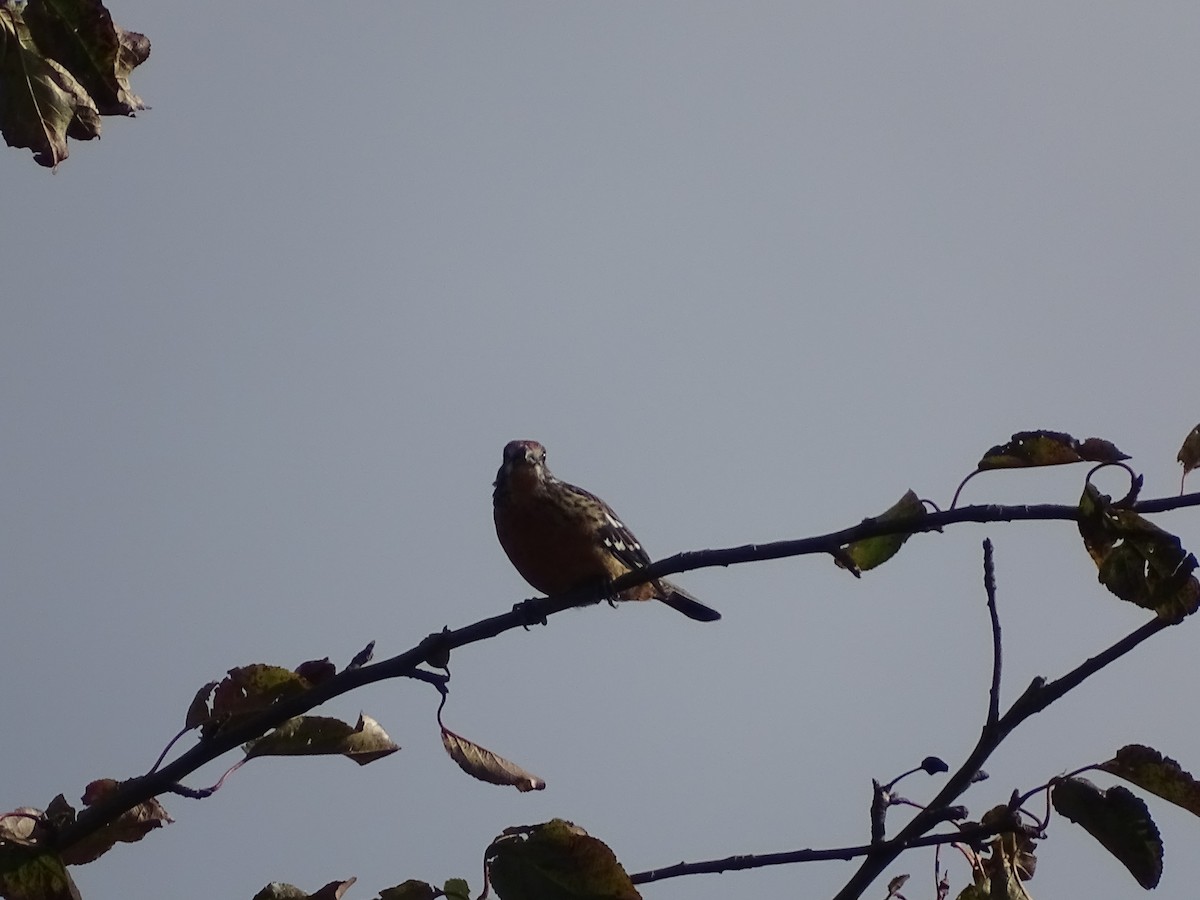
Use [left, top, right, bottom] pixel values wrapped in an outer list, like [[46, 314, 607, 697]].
[[657, 580, 721, 622]]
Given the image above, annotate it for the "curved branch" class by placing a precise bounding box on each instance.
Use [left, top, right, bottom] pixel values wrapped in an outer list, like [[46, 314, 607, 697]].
[[48, 493, 1200, 858]]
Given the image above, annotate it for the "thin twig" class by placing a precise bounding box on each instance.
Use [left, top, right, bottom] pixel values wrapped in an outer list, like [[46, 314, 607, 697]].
[[982, 540, 1002, 730], [630, 821, 1008, 884], [829, 615, 1170, 900]]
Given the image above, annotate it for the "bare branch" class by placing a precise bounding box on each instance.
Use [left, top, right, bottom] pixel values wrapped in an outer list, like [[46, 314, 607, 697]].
[[982, 539, 1002, 730], [830, 616, 1170, 900], [630, 821, 1010, 884]]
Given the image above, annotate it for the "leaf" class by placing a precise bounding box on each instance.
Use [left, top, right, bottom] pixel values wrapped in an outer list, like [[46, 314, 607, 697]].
[[21, 0, 149, 116], [486, 820, 640, 900], [1099, 744, 1200, 818], [921, 756, 949, 775], [294, 658, 337, 685], [0, 808, 43, 846], [185, 680, 218, 730], [203, 662, 326, 736], [975, 805, 1037, 893], [244, 714, 399, 766], [884, 873, 909, 898], [837, 490, 926, 573], [251, 881, 356, 900], [347, 641, 375, 670], [309, 879, 357, 900], [58, 779, 173, 865], [378, 880, 437, 900], [953, 884, 988, 900], [1052, 777, 1162, 889], [1178, 424, 1200, 491], [978, 430, 1130, 470], [251, 885, 309, 900], [0, 847, 81, 900], [1077, 484, 1200, 619], [441, 725, 545, 792], [0, 4, 100, 167]]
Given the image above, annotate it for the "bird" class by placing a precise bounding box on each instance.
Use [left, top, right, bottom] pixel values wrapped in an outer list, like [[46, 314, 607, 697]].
[[493, 439, 720, 622]]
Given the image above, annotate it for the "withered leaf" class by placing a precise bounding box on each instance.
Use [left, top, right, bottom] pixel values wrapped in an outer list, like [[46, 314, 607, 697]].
[[1178, 424, 1200, 492], [59, 780, 172, 865], [441, 726, 545, 792], [1099, 744, 1200, 819]]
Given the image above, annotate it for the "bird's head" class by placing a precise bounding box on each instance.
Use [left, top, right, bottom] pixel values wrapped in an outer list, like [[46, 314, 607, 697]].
[[495, 439, 551, 491]]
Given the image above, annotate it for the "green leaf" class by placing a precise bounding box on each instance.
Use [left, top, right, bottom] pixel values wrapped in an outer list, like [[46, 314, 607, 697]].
[[978, 430, 1129, 470], [837, 489, 925, 573], [486, 820, 640, 900], [244, 714, 399, 766], [1099, 744, 1200, 819], [0, 847, 81, 900], [1052, 777, 1162, 889], [1077, 484, 1200, 619]]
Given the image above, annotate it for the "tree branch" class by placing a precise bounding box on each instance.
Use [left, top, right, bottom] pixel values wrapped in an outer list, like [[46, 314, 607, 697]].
[[982, 539, 1002, 730], [829, 615, 1170, 900], [47, 493, 1200, 860], [631, 821, 1009, 883]]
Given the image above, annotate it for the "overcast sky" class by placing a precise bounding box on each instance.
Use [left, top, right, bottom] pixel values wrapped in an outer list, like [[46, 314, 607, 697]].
[[3, 4, 1199, 899]]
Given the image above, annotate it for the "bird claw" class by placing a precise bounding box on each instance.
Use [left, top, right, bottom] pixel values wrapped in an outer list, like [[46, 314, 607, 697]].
[[513, 597, 548, 629], [604, 581, 622, 609]]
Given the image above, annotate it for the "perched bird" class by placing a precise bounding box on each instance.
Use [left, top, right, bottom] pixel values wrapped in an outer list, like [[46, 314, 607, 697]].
[[493, 439, 720, 622]]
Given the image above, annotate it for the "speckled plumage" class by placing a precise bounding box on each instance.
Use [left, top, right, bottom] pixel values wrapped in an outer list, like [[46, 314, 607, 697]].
[[493, 440, 720, 622]]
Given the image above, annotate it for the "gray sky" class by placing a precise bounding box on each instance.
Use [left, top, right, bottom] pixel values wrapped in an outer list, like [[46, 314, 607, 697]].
[[4, 4, 1199, 898]]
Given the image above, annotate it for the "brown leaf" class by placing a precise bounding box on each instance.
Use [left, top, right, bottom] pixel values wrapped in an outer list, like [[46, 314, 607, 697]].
[[441, 726, 545, 792], [0, 6, 100, 167], [1178, 424, 1200, 490], [1099, 744, 1200, 818], [978, 430, 1130, 470], [21, 0, 149, 115], [185, 681, 218, 730], [59, 780, 173, 865]]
